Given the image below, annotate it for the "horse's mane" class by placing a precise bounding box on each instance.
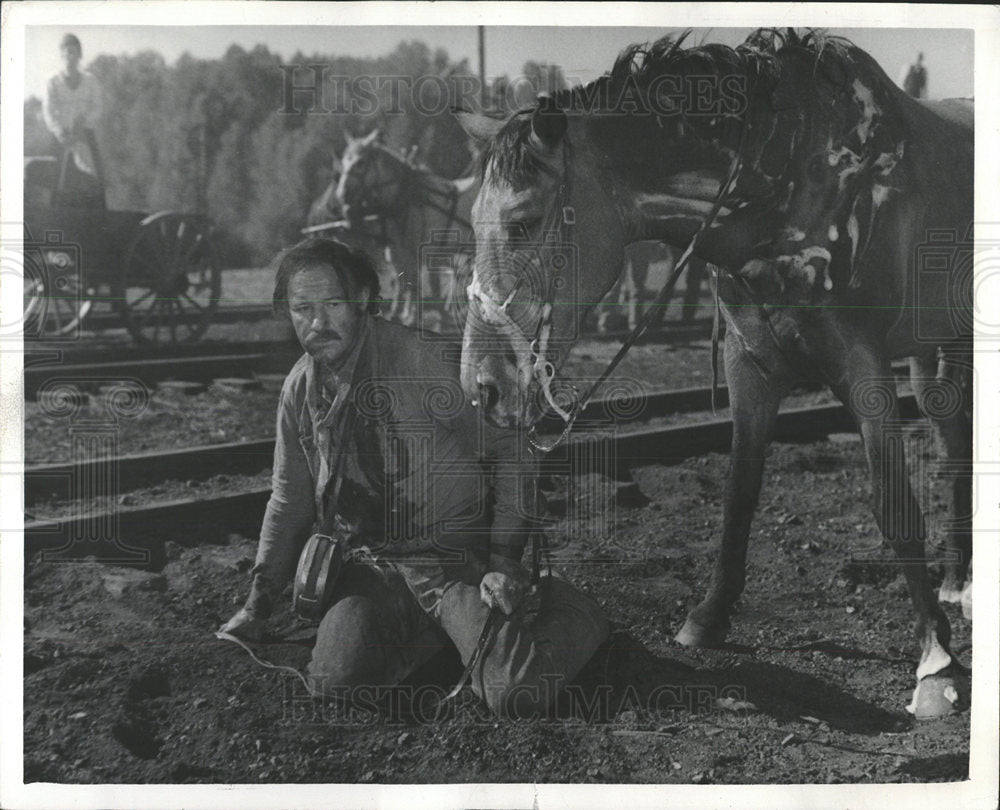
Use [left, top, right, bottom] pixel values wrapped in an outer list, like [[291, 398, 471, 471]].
[[604, 28, 857, 92], [484, 28, 894, 187]]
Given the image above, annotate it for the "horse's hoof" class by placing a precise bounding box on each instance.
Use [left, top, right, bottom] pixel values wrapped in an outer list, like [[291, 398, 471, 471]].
[[906, 670, 968, 719], [938, 584, 964, 604], [675, 616, 727, 647], [961, 580, 972, 620], [422, 311, 443, 334]]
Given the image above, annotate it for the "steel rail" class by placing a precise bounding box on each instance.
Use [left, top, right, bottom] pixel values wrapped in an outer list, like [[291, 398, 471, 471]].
[[24, 394, 919, 559], [24, 319, 720, 399]]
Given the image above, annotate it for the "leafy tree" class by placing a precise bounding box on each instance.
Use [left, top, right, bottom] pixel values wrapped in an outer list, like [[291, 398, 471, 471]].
[[24, 40, 480, 266]]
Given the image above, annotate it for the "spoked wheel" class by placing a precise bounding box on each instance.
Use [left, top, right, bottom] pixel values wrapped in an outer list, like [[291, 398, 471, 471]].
[[22, 244, 94, 338], [114, 212, 221, 345]]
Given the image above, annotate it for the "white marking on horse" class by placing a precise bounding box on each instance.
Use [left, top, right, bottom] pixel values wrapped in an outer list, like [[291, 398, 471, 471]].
[[775, 245, 833, 288], [634, 193, 727, 221], [851, 79, 880, 145], [872, 183, 894, 209], [660, 171, 724, 201], [466, 275, 534, 391], [846, 206, 861, 286]]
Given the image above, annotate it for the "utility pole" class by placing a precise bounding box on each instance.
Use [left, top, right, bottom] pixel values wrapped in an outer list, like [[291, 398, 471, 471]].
[[478, 25, 486, 109]]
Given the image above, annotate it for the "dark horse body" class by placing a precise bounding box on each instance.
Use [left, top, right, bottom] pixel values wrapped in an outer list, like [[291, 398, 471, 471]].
[[457, 30, 973, 717]]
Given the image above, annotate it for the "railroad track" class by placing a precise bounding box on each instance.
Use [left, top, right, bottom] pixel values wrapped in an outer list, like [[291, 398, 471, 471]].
[[33, 305, 715, 347], [62, 304, 278, 333], [24, 392, 920, 561], [25, 382, 740, 504], [25, 349, 299, 399], [24, 318, 717, 399], [25, 337, 300, 364]]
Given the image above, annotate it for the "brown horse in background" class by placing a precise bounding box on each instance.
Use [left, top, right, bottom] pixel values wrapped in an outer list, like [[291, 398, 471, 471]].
[[336, 129, 479, 331], [304, 150, 403, 318]]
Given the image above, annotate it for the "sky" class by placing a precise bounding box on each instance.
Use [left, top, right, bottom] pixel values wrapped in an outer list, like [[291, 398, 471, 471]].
[[24, 24, 974, 102]]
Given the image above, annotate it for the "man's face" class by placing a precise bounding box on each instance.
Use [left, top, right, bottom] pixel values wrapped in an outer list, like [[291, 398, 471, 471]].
[[287, 265, 368, 367], [60, 44, 81, 72]]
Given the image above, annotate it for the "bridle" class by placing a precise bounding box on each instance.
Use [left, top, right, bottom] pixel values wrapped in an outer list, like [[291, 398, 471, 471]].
[[343, 141, 472, 234], [468, 122, 748, 453], [342, 142, 408, 220]]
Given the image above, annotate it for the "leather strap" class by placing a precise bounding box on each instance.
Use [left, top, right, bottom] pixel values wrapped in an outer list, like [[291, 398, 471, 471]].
[[317, 403, 358, 536]]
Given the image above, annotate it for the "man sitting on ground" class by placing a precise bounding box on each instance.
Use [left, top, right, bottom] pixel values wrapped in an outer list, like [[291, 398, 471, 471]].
[[220, 237, 609, 717]]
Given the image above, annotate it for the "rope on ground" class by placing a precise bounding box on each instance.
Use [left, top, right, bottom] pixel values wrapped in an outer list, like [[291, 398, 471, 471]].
[[214, 630, 312, 693]]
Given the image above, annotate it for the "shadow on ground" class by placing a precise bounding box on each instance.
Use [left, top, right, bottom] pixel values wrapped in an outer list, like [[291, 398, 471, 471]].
[[564, 630, 906, 734]]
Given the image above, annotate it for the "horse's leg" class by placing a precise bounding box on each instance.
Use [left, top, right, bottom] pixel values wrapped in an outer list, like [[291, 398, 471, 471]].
[[621, 259, 638, 331], [400, 288, 414, 326], [595, 279, 613, 335], [676, 331, 789, 645], [380, 246, 401, 321], [832, 344, 965, 717], [910, 350, 973, 604], [396, 250, 417, 327], [657, 247, 678, 325], [681, 258, 705, 323]]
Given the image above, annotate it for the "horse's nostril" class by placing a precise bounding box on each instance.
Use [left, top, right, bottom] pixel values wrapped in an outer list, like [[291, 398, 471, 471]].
[[479, 382, 500, 412]]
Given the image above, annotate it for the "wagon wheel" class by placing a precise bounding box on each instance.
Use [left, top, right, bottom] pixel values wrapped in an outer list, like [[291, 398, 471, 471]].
[[22, 241, 94, 338], [114, 212, 221, 345]]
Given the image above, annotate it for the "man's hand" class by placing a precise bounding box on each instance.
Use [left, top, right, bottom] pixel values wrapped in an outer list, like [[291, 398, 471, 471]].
[[218, 606, 266, 642], [479, 554, 532, 615]]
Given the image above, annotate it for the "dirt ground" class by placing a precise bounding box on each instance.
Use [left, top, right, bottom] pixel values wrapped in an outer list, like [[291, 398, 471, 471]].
[[23, 429, 971, 785], [23, 290, 971, 785]]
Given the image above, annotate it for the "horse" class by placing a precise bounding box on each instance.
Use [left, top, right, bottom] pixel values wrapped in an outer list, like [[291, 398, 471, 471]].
[[303, 150, 403, 319], [305, 151, 344, 231], [594, 241, 710, 332], [455, 29, 973, 718], [335, 128, 480, 331]]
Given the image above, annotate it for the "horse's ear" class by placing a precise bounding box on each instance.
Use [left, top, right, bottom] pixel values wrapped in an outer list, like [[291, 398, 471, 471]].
[[453, 108, 505, 144], [530, 95, 567, 151]]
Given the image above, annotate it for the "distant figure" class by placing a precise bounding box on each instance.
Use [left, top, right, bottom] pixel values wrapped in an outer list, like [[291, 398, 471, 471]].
[[901, 52, 928, 99], [42, 33, 104, 206]]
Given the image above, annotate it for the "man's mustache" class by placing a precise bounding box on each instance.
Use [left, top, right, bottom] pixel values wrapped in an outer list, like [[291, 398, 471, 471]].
[[306, 330, 342, 343]]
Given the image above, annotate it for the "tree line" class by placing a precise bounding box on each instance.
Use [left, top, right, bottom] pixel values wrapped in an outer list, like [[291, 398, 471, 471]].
[[25, 41, 566, 267]]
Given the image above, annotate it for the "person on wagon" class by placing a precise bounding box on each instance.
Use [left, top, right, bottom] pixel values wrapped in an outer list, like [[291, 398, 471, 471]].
[[219, 237, 608, 717], [42, 33, 105, 206]]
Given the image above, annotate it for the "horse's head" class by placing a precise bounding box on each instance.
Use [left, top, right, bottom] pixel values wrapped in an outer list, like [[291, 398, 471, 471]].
[[456, 101, 627, 428], [336, 129, 407, 223]]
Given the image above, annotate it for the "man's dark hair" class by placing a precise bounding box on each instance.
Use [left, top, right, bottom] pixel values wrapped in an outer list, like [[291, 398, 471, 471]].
[[272, 237, 382, 318], [60, 34, 82, 53]]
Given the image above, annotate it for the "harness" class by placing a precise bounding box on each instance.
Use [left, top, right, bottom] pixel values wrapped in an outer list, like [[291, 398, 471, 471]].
[[468, 126, 748, 453], [351, 142, 473, 235]]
